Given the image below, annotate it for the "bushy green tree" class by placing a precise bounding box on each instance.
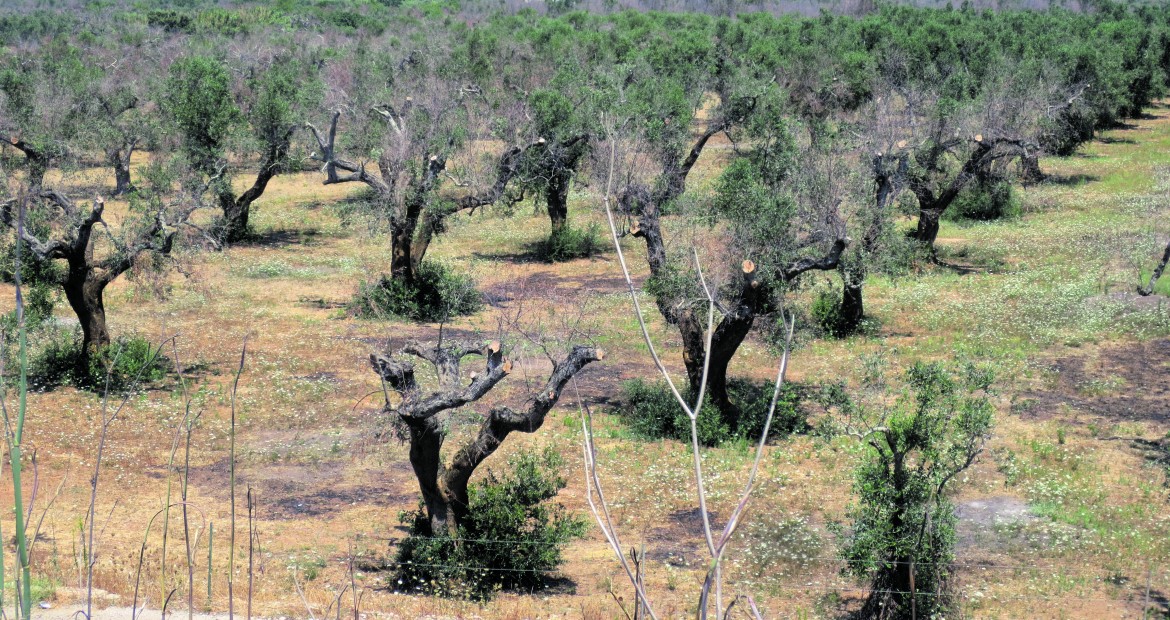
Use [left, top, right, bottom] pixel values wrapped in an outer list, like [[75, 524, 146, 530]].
[[827, 360, 994, 619]]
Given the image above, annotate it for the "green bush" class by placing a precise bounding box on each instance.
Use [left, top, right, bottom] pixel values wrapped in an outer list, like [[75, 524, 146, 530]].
[[393, 447, 586, 599], [349, 261, 482, 322], [617, 377, 805, 446], [537, 224, 603, 262], [945, 178, 1021, 222], [22, 331, 171, 392], [811, 285, 851, 339]]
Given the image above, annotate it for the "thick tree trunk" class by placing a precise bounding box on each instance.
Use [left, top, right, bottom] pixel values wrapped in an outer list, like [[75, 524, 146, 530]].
[[1020, 152, 1044, 185], [914, 207, 944, 248], [1140, 238, 1170, 296], [839, 270, 865, 335], [63, 273, 111, 361], [391, 218, 417, 285], [546, 172, 570, 238], [108, 143, 135, 196], [407, 417, 456, 537]]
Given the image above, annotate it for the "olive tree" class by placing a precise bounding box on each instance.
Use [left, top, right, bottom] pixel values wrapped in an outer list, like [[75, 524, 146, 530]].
[[826, 359, 994, 620], [165, 54, 318, 243], [0, 40, 95, 188], [0, 183, 193, 361], [370, 338, 602, 537], [609, 53, 849, 418], [307, 37, 540, 296]]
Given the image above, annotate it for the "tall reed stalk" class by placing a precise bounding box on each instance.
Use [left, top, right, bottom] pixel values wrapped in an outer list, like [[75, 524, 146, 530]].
[[1, 196, 34, 619]]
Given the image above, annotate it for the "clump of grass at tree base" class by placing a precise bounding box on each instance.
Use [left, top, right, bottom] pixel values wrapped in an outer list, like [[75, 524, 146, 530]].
[[810, 285, 851, 340], [944, 178, 1022, 222], [349, 260, 482, 322], [12, 327, 172, 392], [617, 378, 806, 447], [536, 224, 603, 262], [392, 446, 586, 599]]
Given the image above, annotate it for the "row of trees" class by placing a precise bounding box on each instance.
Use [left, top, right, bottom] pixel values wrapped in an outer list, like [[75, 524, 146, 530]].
[[0, 2, 1166, 616]]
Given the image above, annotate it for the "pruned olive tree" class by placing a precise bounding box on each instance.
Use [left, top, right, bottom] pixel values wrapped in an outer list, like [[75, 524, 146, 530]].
[[870, 57, 1081, 252], [165, 54, 319, 243], [370, 339, 602, 537], [88, 40, 163, 196], [608, 56, 850, 418], [0, 183, 193, 362], [307, 38, 540, 296]]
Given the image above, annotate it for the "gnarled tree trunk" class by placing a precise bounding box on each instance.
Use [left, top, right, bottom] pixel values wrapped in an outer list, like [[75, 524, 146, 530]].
[[218, 127, 295, 243], [108, 139, 136, 196], [63, 273, 111, 360], [371, 339, 602, 535]]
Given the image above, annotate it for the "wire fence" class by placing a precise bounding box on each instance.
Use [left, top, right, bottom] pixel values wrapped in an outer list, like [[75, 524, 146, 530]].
[[362, 533, 1170, 611]]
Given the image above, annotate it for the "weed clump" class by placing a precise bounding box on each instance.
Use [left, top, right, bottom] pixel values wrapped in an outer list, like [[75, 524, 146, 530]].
[[536, 224, 603, 262], [17, 330, 171, 391], [349, 261, 482, 322], [617, 378, 805, 446], [945, 178, 1021, 222], [392, 447, 585, 599]]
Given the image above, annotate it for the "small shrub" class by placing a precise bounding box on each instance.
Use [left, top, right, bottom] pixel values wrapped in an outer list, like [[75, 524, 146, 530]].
[[349, 261, 482, 322], [23, 331, 171, 392], [393, 447, 586, 599], [810, 285, 851, 339], [537, 224, 603, 262], [617, 378, 805, 446], [945, 178, 1021, 222]]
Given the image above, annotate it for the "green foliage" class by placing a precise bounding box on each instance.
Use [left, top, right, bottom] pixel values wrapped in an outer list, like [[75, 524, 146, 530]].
[[349, 261, 482, 323], [811, 285, 851, 339], [536, 224, 602, 262], [22, 331, 170, 392], [164, 55, 240, 176], [833, 361, 994, 619], [617, 378, 805, 446], [945, 177, 1021, 222], [393, 447, 586, 599]]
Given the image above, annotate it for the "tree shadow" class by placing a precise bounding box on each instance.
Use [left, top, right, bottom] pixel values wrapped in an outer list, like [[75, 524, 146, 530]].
[[1043, 173, 1099, 186], [1099, 136, 1137, 145], [240, 228, 324, 248]]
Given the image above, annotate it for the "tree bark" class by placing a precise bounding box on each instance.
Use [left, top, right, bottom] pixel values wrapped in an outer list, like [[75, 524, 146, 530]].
[[1140, 238, 1170, 296], [63, 273, 111, 360], [546, 171, 570, 238], [108, 140, 136, 196], [839, 272, 864, 334], [914, 207, 944, 248]]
